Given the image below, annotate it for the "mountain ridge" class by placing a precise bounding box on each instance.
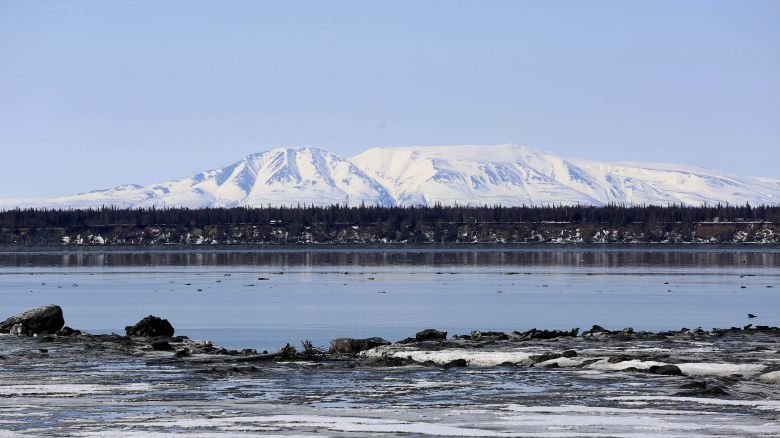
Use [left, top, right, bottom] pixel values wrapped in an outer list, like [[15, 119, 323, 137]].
[[2, 144, 778, 209]]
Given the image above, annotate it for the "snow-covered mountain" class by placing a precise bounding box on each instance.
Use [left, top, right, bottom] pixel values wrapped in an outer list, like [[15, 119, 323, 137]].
[[2, 144, 778, 209], [352, 144, 780, 207], [4, 147, 394, 209]]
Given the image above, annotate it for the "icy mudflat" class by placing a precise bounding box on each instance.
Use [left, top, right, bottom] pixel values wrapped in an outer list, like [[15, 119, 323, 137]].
[[2, 327, 780, 437]]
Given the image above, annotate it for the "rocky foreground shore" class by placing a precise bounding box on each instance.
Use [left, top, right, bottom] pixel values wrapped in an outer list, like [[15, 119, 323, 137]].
[[2, 305, 780, 436], [2, 304, 780, 388]]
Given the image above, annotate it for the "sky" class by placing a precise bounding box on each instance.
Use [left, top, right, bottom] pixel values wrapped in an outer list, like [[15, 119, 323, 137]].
[[0, 0, 778, 198]]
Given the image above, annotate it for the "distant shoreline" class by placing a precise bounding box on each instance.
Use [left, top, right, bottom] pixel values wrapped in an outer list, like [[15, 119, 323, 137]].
[[4, 206, 779, 246], [2, 243, 780, 253]]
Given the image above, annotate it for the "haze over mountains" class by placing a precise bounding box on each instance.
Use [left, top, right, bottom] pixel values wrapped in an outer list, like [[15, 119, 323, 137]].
[[3, 145, 778, 209]]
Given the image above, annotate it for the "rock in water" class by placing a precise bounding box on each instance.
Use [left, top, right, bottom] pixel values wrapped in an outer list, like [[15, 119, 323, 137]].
[[0, 305, 65, 335], [583, 325, 610, 336], [415, 329, 447, 342], [329, 337, 390, 354], [649, 365, 683, 376], [125, 315, 175, 337]]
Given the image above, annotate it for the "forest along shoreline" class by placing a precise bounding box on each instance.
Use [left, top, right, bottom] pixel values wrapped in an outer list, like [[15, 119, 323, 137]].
[[2, 305, 780, 396], [1, 205, 779, 246]]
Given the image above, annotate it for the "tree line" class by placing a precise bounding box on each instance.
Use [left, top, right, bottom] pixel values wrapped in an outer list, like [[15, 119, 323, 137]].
[[0, 204, 777, 228]]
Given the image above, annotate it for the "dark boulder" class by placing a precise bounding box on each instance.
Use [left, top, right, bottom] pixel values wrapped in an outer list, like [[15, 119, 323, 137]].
[[649, 364, 683, 376], [329, 337, 390, 354], [680, 385, 728, 397], [583, 325, 611, 336], [151, 341, 173, 351], [0, 305, 65, 335], [474, 331, 509, 340], [370, 356, 413, 367], [415, 329, 447, 342], [56, 326, 78, 336], [530, 352, 561, 363], [679, 380, 706, 390], [125, 315, 175, 337], [442, 358, 468, 368], [676, 380, 727, 397], [608, 354, 633, 363], [516, 328, 579, 341]]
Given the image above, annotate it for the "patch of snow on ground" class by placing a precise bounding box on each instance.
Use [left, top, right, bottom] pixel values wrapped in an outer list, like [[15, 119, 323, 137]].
[[676, 362, 765, 377], [588, 359, 765, 377], [362, 347, 535, 367], [758, 370, 780, 384], [610, 396, 780, 411], [587, 359, 667, 372], [0, 383, 151, 396], [142, 415, 508, 436]]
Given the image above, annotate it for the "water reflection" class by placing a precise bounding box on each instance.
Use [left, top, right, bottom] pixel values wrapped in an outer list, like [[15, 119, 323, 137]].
[[0, 248, 778, 268]]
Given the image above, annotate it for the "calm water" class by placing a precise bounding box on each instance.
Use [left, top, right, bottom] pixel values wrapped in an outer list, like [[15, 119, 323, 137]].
[[1, 248, 778, 351]]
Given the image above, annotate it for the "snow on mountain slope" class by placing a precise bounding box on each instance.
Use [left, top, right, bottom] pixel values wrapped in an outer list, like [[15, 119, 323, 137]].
[[351, 145, 602, 206], [352, 144, 780, 207], [1, 144, 778, 209], [4, 147, 395, 209], [176, 146, 394, 207]]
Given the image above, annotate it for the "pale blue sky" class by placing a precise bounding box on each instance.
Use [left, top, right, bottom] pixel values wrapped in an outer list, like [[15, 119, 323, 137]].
[[1, 0, 778, 198]]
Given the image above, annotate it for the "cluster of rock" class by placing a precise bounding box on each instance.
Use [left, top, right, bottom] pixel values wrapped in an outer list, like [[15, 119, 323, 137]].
[[0, 306, 323, 365], [579, 323, 780, 338], [454, 327, 581, 341], [0, 305, 177, 340], [327, 327, 589, 356], [329, 329, 449, 356], [3, 305, 779, 391]]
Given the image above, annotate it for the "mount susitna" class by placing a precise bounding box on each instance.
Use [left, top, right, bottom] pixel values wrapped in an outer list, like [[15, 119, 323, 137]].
[[5, 145, 779, 208]]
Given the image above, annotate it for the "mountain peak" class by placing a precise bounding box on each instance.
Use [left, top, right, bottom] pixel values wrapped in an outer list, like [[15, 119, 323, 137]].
[[1, 144, 778, 209]]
